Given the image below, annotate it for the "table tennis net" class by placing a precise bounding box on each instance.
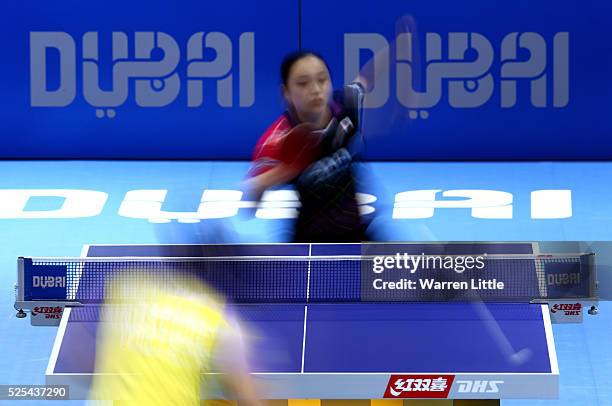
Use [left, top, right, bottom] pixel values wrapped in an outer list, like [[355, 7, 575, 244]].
[[21, 253, 596, 304]]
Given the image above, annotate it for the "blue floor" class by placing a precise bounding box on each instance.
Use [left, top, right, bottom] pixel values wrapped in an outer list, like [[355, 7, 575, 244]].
[[1, 160, 611, 405]]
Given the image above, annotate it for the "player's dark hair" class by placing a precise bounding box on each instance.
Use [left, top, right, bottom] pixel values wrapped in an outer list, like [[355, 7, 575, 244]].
[[280, 50, 330, 86]]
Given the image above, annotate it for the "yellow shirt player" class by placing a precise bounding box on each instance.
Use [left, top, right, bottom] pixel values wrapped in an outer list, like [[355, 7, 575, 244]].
[[89, 274, 260, 405]]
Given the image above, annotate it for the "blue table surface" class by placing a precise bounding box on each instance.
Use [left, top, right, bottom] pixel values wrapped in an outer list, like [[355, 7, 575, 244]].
[[86, 243, 537, 257], [56, 242, 552, 375], [54, 302, 552, 375]]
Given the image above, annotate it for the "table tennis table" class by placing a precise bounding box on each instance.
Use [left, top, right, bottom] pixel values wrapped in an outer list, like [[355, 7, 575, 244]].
[[17, 242, 598, 401]]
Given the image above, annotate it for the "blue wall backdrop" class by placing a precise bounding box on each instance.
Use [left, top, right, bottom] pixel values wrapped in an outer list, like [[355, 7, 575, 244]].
[[0, 0, 298, 158], [1, 0, 611, 159]]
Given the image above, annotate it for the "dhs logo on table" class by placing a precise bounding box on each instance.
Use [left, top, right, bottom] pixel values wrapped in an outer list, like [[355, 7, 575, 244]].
[[32, 276, 66, 289], [384, 375, 455, 398], [456, 380, 504, 394], [32, 306, 63, 320], [551, 303, 581, 316]]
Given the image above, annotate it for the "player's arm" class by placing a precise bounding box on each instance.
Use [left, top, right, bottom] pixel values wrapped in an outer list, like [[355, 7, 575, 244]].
[[244, 122, 322, 199], [213, 321, 262, 406], [221, 372, 261, 406], [338, 82, 365, 155], [350, 15, 419, 108], [242, 162, 301, 201]]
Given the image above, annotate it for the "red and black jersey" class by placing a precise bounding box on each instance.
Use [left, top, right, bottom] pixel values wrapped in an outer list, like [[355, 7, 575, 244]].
[[248, 83, 368, 243], [247, 114, 293, 177]]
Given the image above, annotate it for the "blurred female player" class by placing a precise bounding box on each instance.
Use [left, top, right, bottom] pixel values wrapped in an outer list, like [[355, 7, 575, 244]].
[[244, 51, 368, 242]]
